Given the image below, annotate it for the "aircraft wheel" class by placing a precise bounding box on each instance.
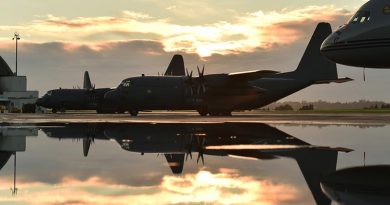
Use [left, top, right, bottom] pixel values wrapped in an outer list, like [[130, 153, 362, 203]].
[[220, 111, 232, 116], [209, 111, 232, 116], [208, 111, 220, 116], [197, 109, 208, 116], [129, 110, 139, 116]]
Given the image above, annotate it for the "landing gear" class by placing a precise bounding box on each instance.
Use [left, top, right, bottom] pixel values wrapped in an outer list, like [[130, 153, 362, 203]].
[[52, 108, 57, 113], [208, 110, 232, 116], [197, 108, 208, 116], [129, 110, 139, 116], [116, 110, 125, 114]]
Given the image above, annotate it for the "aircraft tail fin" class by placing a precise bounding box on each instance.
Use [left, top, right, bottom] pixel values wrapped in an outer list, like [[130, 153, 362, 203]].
[[164, 153, 185, 174], [277, 149, 337, 205], [294, 22, 338, 81], [83, 71, 93, 90], [165, 55, 185, 76]]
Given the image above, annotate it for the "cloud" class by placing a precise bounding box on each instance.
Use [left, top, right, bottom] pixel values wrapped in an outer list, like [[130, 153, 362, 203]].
[[0, 169, 301, 205], [0, 6, 351, 57], [2, 5, 387, 102]]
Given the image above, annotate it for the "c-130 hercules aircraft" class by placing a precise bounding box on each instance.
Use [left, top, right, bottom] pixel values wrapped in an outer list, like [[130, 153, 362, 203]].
[[104, 23, 352, 116], [36, 55, 186, 113]]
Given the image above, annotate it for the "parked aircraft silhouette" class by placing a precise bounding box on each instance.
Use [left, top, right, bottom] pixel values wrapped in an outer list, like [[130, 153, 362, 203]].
[[36, 55, 186, 113], [105, 23, 352, 116]]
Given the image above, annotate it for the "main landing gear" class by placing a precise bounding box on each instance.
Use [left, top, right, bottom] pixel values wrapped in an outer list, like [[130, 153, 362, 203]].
[[197, 108, 232, 116], [129, 110, 139, 116]]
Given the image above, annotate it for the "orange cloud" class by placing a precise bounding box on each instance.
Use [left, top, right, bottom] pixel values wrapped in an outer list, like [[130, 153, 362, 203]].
[[0, 169, 301, 205], [0, 6, 351, 57]]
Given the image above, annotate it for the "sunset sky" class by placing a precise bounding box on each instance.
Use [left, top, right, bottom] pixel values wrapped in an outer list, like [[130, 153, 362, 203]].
[[1, 0, 389, 102]]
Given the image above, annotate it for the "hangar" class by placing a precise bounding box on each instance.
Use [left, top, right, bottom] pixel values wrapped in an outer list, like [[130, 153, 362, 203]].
[[0, 56, 38, 113]]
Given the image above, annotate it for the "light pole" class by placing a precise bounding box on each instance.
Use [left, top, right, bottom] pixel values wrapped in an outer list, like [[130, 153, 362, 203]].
[[12, 32, 20, 76]]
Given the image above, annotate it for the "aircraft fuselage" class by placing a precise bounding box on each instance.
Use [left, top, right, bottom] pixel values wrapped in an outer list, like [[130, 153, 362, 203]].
[[321, 0, 390, 68], [104, 74, 311, 113]]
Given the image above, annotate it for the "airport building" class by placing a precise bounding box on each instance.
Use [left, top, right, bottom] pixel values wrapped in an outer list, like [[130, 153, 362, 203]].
[[0, 56, 38, 113]]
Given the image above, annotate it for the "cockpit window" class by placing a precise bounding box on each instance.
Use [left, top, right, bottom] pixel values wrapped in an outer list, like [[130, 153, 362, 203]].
[[120, 80, 131, 88], [349, 11, 371, 24], [47, 91, 52, 96]]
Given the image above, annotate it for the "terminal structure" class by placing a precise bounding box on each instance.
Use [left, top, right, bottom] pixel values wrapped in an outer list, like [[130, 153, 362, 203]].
[[0, 56, 38, 113]]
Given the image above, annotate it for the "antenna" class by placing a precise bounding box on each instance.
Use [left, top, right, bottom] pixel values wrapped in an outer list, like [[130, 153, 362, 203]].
[[363, 67, 366, 82], [10, 152, 17, 195], [12, 32, 21, 76], [363, 151, 366, 167]]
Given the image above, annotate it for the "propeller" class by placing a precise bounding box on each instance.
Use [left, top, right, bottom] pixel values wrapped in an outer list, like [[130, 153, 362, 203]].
[[185, 68, 194, 96], [197, 151, 204, 165], [196, 65, 206, 95], [196, 135, 206, 166], [186, 151, 192, 161]]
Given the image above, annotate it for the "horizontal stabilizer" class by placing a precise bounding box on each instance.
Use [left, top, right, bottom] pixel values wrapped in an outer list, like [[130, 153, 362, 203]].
[[228, 70, 279, 81], [314, 77, 353, 84], [205, 144, 352, 153]]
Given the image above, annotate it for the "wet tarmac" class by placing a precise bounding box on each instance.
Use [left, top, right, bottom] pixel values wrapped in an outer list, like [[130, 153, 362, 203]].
[[1, 112, 390, 205], [2, 112, 390, 125]]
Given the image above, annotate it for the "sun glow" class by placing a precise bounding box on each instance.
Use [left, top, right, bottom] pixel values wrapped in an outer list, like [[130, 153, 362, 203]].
[[0, 169, 300, 205], [0, 6, 350, 57]]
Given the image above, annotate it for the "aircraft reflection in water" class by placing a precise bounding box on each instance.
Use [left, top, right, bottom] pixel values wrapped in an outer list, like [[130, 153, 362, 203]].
[[321, 0, 390, 68], [0, 126, 37, 195], [321, 165, 390, 205], [41, 122, 352, 205]]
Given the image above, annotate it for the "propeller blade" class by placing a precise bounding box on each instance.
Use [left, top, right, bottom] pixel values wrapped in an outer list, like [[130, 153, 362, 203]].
[[185, 152, 192, 161], [197, 153, 204, 165]]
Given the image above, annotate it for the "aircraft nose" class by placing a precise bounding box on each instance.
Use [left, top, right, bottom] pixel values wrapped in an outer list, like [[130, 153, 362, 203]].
[[36, 97, 45, 106], [320, 31, 344, 64], [104, 90, 121, 105], [320, 32, 338, 52]]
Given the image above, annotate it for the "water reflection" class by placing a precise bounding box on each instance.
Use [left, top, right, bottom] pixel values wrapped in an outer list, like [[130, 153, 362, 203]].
[[0, 126, 37, 195], [321, 165, 390, 205], [1, 122, 355, 205]]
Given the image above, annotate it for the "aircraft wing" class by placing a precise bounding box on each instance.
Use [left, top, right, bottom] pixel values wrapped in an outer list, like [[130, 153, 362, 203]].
[[227, 70, 279, 82]]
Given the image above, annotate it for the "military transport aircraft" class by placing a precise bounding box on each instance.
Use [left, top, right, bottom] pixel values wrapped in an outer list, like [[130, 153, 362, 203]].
[[36, 55, 186, 113], [36, 71, 114, 113], [105, 23, 352, 116], [321, 0, 390, 68], [40, 122, 352, 205]]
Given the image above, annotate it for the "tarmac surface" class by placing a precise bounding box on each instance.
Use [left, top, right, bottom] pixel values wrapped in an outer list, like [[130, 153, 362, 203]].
[[1, 111, 390, 125]]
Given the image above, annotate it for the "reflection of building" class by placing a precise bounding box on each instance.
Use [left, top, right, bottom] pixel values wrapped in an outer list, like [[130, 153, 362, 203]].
[[0, 126, 37, 168], [0, 56, 38, 113], [0, 126, 37, 195]]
